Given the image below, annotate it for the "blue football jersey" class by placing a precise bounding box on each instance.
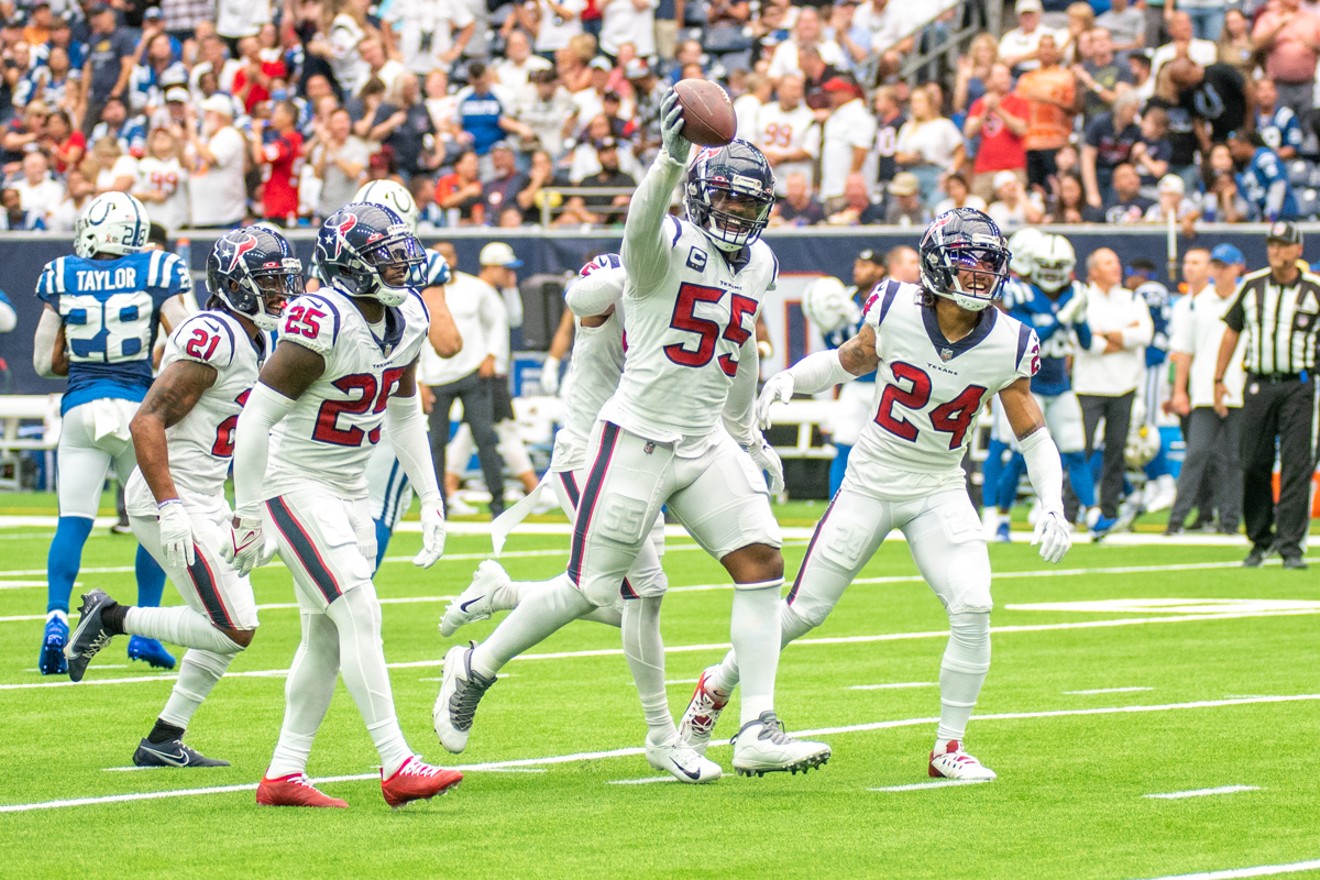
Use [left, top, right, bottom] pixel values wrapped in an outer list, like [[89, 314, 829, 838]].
[[822, 282, 878, 383], [1134, 281, 1171, 368], [1005, 280, 1092, 397], [37, 249, 192, 414]]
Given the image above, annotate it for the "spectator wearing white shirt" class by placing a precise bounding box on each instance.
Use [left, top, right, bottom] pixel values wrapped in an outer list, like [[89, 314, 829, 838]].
[[999, 0, 1064, 74], [754, 73, 820, 196], [1074, 247, 1155, 521], [383, 0, 475, 78], [599, 0, 658, 58], [858, 0, 916, 78], [528, 0, 588, 56], [494, 30, 554, 108], [9, 152, 65, 222], [819, 76, 876, 204], [185, 94, 248, 228], [133, 127, 190, 235], [1165, 244, 1247, 535], [767, 8, 848, 81], [48, 168, 95, 232], [893, 86, 965, 205], [1148, 11, 1217, 85]]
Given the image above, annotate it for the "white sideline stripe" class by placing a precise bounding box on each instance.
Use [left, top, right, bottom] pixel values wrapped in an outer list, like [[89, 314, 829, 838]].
[[868, 779, 990, 792], [1137, 858, 1320, 879], [1143, 785, 1260, 800], [7, 607, 1320, 691], [6, 692, 1317, 813], [849, 682, 937, 691], [607, 777, 678, 786], [1065, 687, 1154, 695]]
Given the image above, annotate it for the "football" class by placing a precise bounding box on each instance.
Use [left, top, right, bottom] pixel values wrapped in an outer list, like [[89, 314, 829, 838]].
[[674, 79, 737, 147]]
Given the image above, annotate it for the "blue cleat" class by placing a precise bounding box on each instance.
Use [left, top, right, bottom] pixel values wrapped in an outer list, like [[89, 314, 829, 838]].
[[128, 636, 176, 670], [1090, 515, 1119, 540], [39, 615, 69, 675], [994, 522, 1011, 543]]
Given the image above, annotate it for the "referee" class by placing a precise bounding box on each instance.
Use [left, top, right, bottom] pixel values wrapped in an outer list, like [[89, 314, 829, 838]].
[[1213, 221, 1320, 569]]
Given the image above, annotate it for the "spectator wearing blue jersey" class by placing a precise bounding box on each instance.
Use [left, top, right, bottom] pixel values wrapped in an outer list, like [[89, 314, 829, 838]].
[[1229, 130, 1298, 222], [31, 192, 192, 675], [81, 3, 138, 130], [456, 62, 514, 166], [88, 97, 148, 159], [1253, 78, 1304, 161], [0, 187, 47, 229]]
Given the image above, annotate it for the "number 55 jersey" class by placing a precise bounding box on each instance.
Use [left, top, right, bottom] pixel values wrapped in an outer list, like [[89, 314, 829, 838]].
[[264, 288, 429, 499], [847, 280, 1040, 499]]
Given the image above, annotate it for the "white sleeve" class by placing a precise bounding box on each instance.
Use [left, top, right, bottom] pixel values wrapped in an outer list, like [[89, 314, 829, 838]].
[[231, 382, 297, 517], [384, 395, 441, 501], [32, 307, 61, 378], [1020, 426, 1064, 515], [565, 267, 626, 317], [0, 299, 15, 333], [721, 335, 760, 446], [786, 348, 857, 394], [621, 151, 686, 294]]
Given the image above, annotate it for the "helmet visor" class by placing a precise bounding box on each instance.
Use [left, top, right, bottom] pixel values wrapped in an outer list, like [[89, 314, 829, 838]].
[[250, 257, 304, 319], [948, 243, 1009, 300], [362, 232, 426, 289]]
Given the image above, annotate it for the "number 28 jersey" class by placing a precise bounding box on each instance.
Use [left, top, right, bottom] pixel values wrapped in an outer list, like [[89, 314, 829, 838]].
[[125, 310, 262, 513], [846, 281, 1040, 500], [264, 288, 430, 499], [601, 215, 778, 444]]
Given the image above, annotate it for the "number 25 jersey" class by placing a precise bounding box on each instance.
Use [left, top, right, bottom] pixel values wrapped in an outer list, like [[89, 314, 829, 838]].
[[847, 281, 1040, 499], [264, 288, 429, 499]]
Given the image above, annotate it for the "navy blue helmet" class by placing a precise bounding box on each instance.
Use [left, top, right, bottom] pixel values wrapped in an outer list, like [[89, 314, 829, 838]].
[[206, 226, 303, 331], [314, 202, 426, 306], [919, 208, 1012, 312], [685, 139, 776, 252]]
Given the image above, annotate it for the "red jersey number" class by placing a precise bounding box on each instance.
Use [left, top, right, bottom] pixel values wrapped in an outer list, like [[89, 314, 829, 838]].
[[875, 361, 988, 450]]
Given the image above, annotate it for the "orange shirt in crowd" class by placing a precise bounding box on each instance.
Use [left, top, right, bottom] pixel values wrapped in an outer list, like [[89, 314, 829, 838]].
[[1015, 66, 1076, 151]]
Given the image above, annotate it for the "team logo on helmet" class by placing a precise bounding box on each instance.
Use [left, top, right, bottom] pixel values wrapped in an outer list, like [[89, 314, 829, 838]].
[[222, 233, 258, 273]]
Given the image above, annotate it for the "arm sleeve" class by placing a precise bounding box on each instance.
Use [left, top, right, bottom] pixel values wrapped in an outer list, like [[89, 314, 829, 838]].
[[785, 348, 858, 395], [384, 395, 441, 501], [1020, 426, 1064, 515], [0, 295, 16, 333], [620, 150, 686, 293], [564, 267, 626, 316], [230, 382, 297, 516], [32, 308, 61, 378], [721, 335, 760, 446]]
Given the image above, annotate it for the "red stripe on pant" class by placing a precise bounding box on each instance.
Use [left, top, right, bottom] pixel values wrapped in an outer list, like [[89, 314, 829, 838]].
[[266, 497, 343, 604]]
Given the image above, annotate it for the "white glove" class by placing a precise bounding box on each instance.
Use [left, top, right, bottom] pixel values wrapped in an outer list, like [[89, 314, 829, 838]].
[[756, 372, 795, 430], [222, 510, 266, 577], [257, 534, 280, 567], [1056, 290, 1087, 325], [747, 438, 785, 495], [541, 356, 560, 396], [157, 500, 195, 569], [1031, 508, 1072, 564], [659, 89, 692, 165], [413, 496, 447, 568]]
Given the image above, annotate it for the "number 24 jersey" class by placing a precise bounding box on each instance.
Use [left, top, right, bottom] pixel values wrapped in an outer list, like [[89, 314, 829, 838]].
[[847, 281, 1040, 499]]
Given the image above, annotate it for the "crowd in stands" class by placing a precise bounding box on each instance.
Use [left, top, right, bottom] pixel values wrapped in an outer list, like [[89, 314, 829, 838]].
[[1, 0, 1319, 233]]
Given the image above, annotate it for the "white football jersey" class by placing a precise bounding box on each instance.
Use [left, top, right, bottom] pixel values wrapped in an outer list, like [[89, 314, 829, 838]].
[[124, 309, 263, 513], [753, 102, 820, 195], [264, 288, 430, 499], [845, 280, 1040, 499], [602, 215, 778, 445], [552, 267, 627, 472]]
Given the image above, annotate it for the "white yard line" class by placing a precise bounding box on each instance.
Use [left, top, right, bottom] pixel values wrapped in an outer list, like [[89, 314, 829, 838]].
[[3, 693, 1318, 813], [1064, 687, 1155, 695], [1136, 859, 1320, 879], [848, 682, 937, 691], [868, 779, 991, 792], [607, 777, 678, 785], [1143, 785, 1260, 800]]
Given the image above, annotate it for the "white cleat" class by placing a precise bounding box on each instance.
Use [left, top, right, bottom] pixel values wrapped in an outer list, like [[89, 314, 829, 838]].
[[677, 666, 730, 757], [928, 740, 997, 781], [445, 496, 480, 517], [433, 643, 496, 754], [645, 734, 722, 784], [731, 711, 831, 777], [440, 560, 510, 637]]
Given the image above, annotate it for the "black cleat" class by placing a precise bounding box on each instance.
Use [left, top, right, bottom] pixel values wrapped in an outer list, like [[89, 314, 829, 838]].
[[1282, 556, 1308, 571], [132, 738, 230, 768], [65, 590, 117, 682]]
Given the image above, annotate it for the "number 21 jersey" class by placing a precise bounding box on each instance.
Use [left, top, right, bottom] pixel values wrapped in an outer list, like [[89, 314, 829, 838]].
[[847, 281, 1040, 499]]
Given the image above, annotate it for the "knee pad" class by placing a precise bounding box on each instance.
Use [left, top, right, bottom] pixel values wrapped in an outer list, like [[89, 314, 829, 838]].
[[780, 599, 822, 640], [944, 611, 991, 674]]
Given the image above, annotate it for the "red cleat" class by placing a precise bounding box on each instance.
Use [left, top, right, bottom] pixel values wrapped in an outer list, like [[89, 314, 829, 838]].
[[256, 772, 349, 808], [381, 756, 463, 808]]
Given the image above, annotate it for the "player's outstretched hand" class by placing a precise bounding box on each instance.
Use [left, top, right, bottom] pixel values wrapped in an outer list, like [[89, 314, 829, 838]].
[[747, 438, 785, 495], [660, 89, 692, 165], [156, 500, 195, 569], [222, 512, 266, 577], [756, 372, 795, 430], [1031, 508, 1072, 564], [541, 356, 560, 396], [1056, 291, 1087, 326], [413, 497, 447, 568]]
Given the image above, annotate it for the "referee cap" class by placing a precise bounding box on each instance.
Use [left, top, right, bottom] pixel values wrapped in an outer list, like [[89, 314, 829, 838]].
[[1266, 221, 1302, 246]]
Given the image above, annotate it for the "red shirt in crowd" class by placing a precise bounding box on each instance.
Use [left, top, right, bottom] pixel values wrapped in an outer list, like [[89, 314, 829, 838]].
[[261, 128, 303, 220], [969, 92, 1029, 175]]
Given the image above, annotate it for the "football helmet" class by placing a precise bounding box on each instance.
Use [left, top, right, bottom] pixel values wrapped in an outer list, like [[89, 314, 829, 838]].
[[1033, 233, 1076, 293], [685, 140, 776, 252], [354, 179, 420, 233], [314, 202, 426, 307], [74, 192, 149, 259], [206, 226, 303, 331], [1007, 227, 1044, 279], [919, 208, 1011, 312], [801, 275, 858, 334]]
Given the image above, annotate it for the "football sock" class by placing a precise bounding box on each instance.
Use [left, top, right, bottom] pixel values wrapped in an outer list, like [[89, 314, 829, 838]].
[[621, 596, 675, 745], [134, 543, 166, 608], [158, 649, 233, 730], [125, 606, 245, 654], [469, 574, 591, 679], [712, 596, 814, 696], [102, 601, 127, 634], [267, 611, 340, 778], [325, 583, 411, 778], [46, 515, 93, 614], [936, 611, 991, 743], [147, 719, 187, 745], [731, 582, 783, 726]]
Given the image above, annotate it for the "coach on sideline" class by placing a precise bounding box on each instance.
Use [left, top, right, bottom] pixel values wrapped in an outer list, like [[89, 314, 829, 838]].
[[1213, 221, 1320, 570]]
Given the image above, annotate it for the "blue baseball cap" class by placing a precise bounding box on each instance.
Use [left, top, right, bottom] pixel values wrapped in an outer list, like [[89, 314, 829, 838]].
[[1210, 243, 1245, 266]]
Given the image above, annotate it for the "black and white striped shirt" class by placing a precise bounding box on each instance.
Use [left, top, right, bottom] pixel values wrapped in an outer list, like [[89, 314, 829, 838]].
[[1223, 267, 1320, 376]]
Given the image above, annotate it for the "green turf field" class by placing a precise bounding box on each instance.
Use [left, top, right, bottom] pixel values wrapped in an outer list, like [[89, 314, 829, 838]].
[[1, 492, 1317, 880]]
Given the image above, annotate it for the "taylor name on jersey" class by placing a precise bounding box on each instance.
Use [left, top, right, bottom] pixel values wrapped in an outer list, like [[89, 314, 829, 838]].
[[850, 279, 1040, 494], [264, 287, 430, 499]]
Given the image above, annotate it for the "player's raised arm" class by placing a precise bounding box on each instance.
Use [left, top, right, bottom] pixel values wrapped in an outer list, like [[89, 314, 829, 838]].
[[755, 324, 880, 430], [622, 90, 692, 289]]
